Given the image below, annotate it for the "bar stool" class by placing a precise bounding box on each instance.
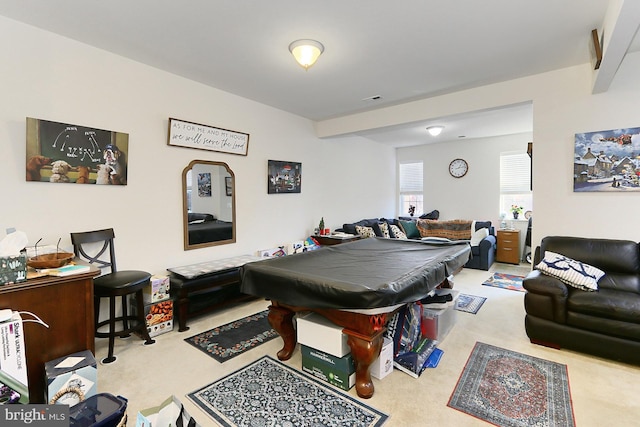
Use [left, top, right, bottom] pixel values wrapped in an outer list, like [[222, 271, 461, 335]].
[[70, 228, 155, 364]]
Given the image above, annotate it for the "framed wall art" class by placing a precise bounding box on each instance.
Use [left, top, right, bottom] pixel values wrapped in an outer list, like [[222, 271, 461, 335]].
[[268, 160, 301, 194], [225, 176, 232, 196], [26, 117, 129, 185], [198, 172, 212, 197], [574, 126, 640, 192], [167, 118, 249, 156]]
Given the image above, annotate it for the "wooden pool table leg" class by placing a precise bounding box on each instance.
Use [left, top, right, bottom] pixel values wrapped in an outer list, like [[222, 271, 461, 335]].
[[344, 329, 384, 399], [267, 304, 297, 360]]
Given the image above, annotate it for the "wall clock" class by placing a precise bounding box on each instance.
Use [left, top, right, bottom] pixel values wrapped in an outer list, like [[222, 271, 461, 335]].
[[449, 158, 468, 178]]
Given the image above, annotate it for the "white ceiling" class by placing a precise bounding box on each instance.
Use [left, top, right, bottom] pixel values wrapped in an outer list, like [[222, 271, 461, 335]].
[[1, 1, 638, 147]]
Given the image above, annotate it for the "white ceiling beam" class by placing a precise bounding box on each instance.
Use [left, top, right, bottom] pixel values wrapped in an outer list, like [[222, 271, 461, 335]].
[[592, 0, 640, 93]]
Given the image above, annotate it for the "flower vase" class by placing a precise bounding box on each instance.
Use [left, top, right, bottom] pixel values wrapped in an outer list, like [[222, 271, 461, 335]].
[[513, 212, 519, 219]]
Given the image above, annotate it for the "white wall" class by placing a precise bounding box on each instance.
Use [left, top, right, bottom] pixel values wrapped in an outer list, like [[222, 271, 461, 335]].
[[0, 16, 395, 275], [319, 52, 640, 248], [396, 133, 532, 225]]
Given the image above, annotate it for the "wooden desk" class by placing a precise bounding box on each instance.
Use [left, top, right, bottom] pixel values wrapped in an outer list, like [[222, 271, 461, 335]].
[[0, 268, 98, 402]]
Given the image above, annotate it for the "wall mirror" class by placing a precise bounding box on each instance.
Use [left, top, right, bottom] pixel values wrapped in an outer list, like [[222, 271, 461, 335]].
[[183, 160, 236, 250]]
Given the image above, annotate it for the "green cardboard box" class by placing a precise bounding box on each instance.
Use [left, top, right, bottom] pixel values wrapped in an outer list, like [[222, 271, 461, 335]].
[[301, 345, 355, 391]]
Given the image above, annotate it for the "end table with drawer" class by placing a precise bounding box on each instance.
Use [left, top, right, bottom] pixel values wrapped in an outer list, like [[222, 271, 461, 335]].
[[496, 229, 521, 264]]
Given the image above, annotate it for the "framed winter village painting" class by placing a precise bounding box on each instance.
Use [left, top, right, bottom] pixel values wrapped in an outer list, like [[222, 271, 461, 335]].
[[574, 126, 640, 192]]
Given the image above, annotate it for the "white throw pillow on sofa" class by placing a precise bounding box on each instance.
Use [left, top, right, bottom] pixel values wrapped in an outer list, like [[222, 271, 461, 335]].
[[535, 251, 604, 291], [470, 227, 489, 246]]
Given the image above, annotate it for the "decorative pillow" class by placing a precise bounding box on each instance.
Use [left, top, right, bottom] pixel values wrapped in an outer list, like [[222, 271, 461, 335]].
[[399, 220, 420, 239], [378, 222, 391, 238], [416, 219, 473, 240], [536, 251, 605, 291], [470, 227, 489, 246], [390, 224, 407, 239], [355, 225, 376, 238]]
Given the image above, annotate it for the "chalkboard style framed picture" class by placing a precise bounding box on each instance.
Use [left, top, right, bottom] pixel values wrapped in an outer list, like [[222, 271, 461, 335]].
[[26, 117, 129, 185], [268, 160, 301, 194], [167, 117, 249, 156]]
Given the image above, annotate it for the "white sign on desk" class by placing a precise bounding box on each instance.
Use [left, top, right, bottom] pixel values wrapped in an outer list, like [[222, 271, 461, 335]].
[[167, 118, 249, 156]]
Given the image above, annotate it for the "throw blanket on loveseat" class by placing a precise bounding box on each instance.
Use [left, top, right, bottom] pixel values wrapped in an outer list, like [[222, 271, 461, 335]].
[[416, 219, 473, 240]]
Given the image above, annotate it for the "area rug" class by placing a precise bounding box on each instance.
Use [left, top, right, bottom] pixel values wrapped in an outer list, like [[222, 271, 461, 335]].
[[185, 310, 278, 363], [188, 355, 389, 427], [455, 294, 487, 314], [448, 342, 575, 427], [482, 272, 525, 292]]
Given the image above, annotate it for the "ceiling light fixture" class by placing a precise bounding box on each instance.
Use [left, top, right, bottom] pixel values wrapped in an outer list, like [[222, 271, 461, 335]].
[[289, 39, 324, 70], [427, 126, 444, 136]]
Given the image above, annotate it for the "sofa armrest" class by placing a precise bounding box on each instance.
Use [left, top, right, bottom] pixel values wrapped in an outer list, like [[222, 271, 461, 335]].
[[523, 270, 569, 323], [478, 234, 496, 250]]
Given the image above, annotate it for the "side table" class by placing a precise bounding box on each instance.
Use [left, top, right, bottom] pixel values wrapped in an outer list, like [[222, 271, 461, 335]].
[[313, 235, 361, 246], [496, 229, 521, 264]]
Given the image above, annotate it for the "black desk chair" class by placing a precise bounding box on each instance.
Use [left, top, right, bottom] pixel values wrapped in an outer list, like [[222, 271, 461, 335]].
[[70, 228, 155, 364]]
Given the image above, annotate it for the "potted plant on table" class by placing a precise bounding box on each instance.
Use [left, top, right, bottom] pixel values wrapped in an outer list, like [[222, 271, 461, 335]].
[[510, 205, 523, 219]]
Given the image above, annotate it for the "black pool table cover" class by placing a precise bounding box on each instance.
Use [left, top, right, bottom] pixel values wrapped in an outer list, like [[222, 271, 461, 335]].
[[240, 237, 471, 309]]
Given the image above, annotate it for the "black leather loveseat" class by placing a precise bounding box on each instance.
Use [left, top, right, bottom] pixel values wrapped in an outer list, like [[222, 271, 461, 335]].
[[523, 236, 640, 365]]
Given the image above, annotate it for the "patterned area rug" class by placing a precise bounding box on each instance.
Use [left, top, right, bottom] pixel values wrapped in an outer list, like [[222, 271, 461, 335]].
[[189, 356, 388, 427], [185, 310, 278, 363], [482, 272, 526, 292], [455, 294, 487, 314], [448, 342, 575, 427]]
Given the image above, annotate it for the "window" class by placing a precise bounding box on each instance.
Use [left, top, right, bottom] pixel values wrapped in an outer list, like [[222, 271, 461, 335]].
[[399, 162, 423, 217], [500, 152, 532, 217]]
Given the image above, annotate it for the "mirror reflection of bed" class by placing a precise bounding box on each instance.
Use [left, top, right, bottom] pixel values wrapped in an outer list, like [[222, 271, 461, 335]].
[[183, 160, 235, 250]]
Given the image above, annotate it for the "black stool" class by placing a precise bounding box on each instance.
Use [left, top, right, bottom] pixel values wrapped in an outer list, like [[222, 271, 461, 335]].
[[70, 228, 155, 364]]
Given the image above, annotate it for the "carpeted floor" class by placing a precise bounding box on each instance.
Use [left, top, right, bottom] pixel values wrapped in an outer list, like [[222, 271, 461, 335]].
[[448, 342, 575, 427], [482, 272, 525, 292], [184, 310, 278, 362], [455, 294, 487, 314], [189, 355, 389, 427]]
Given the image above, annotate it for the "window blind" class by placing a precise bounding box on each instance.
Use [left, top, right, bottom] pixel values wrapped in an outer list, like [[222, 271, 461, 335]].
[[500, 153, 530, 193], [399, 162, 423, 192]]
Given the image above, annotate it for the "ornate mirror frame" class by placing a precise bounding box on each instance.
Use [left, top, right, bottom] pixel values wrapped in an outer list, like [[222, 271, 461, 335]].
[[182, 160, 236, 250]]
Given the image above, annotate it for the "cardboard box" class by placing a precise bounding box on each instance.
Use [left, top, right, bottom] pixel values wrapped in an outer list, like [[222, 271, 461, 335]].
[[143, 275, 170, 304], [421, 303, 457, 342], [301, 345, 355, 391], [0, 254, 27, 285], [370, 337, 394, 380], [45, 350, 97, 405], [297, 312, 349, 358], [143, 300, 174, 337], [0, 311, 28, 393]]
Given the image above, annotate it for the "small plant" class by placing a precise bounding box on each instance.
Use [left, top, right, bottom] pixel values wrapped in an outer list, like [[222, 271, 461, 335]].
[[408, 205, 416, 216], [510, 205, 524, 214]]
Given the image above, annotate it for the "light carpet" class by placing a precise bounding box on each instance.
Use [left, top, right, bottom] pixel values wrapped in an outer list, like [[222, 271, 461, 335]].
[[189, 355, 389, 427], [448, 342, 575, 427]]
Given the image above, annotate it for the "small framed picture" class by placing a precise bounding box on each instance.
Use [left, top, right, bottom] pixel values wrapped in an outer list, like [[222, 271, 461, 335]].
[[268, 160, 301, 194]]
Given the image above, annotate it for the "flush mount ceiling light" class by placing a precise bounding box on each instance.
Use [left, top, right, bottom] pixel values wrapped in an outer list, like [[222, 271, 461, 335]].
[[427, 126, 444, 136], [289, 39, 324, 70]]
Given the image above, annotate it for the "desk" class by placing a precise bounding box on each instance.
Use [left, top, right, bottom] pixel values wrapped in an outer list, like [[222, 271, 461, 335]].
[[241, 238, 471, 398], [0, 268, 98, 402]]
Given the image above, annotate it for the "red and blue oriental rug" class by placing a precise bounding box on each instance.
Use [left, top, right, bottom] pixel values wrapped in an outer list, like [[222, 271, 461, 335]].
[[448, 342, 575, 427], [482, 272, 526, 292]]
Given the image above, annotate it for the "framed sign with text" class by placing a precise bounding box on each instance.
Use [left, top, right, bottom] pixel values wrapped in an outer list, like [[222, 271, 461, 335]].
[[167, 118, 249, 156]]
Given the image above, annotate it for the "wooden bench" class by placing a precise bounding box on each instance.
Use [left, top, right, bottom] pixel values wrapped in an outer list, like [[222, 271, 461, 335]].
[[167, 255, 263, 332]]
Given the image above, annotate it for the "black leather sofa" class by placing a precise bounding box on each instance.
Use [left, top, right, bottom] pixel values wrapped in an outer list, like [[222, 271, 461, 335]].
[[523, 236, 640, 365]]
